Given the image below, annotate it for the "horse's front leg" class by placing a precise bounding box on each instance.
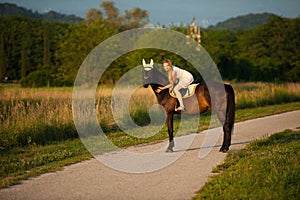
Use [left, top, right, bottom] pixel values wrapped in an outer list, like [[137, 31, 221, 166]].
[[166, 113, 174, 152]]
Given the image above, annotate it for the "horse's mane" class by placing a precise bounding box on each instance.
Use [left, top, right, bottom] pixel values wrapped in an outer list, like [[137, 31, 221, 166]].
[[151, 67, 169, 86]]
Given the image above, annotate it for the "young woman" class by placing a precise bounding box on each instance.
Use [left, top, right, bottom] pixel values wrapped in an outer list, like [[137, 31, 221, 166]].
[[156, 59, 194, 111]]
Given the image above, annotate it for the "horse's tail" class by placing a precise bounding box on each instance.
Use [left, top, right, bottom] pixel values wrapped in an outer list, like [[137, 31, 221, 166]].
[[225, 84, 235, 133]]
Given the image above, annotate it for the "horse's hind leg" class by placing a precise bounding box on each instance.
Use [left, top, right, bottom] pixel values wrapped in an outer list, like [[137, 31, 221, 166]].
[[216, 110, 231, 152], [220, 122, 233, 152], [220, 84, 235, 152]]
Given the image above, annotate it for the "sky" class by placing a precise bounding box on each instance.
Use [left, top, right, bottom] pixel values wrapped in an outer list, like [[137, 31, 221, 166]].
[[1, 0, 299, 27]]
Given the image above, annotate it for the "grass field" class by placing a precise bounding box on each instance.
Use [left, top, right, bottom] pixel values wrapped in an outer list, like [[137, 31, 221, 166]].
[[1, 82, 300, 188], [1, 102, 300, 188], [234, 82, 300, 109], [194, 129, 300, 199], [1, 82, 300, 148]]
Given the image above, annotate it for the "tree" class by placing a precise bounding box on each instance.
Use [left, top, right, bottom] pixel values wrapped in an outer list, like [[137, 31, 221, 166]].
[[236, 15, 300, 82], [0, 32, 7, 80], [99, 1, 149, 30], [100, 1, 122, 28], [54, 21, 118, 86], [201, 29, 238, 80], [20, 33, 31, 79], [85, 8, 102, 22], [123, 7, 149, 29], [43, 24, 50, 69]]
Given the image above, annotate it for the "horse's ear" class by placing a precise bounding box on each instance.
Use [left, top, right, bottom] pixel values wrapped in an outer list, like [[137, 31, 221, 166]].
[[142, 59, 146, 67], [150, 59, 154, 66]]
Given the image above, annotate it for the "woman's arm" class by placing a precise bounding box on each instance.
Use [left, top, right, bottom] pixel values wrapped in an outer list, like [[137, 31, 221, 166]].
[[156, 70, 176, 93]]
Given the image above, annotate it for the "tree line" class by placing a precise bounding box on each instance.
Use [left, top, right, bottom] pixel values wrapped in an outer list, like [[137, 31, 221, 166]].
[[202, 15, 300, 82], [0, 2, 299, 87]]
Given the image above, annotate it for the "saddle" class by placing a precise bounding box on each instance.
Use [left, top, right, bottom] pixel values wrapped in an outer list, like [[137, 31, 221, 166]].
[[170, 83, 199, 99]]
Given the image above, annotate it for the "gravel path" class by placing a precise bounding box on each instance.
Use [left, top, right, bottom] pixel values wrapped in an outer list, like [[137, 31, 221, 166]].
[[1, 110, 299, 200]]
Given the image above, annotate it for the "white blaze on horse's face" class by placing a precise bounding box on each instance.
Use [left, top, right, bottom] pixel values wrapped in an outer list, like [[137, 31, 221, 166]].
[[142, 59, 154, 71]]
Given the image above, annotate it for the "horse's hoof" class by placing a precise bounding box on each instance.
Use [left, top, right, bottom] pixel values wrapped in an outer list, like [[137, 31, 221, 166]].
[[166, 148, 173, 153], [219, 147, 229, 153]]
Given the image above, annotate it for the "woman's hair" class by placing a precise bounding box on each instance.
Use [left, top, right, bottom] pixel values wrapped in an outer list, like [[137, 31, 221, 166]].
[[162, 59, 172, 66]]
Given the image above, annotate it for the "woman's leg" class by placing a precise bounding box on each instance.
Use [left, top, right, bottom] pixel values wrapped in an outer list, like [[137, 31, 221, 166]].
[[173, 73, 193, 111], [173, 84, 184, 108]]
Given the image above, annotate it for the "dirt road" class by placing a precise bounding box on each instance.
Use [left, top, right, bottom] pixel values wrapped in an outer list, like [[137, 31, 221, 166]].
[[1, 110, 299, 200]]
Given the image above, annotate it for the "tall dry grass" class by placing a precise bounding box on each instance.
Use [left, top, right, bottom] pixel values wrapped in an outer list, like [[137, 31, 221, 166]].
[[0, 87, 75, 148], [1, 82, 300, 148], [234, 82, 300, 109], [0, 86, 157, 148]]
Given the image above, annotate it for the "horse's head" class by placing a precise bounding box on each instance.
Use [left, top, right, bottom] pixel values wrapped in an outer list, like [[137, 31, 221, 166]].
[[142, 59, 154, 88], [142, 59, 168, 88]]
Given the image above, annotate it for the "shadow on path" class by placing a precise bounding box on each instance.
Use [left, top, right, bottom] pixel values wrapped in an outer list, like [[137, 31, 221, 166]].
[[173, 140, 251, 153]]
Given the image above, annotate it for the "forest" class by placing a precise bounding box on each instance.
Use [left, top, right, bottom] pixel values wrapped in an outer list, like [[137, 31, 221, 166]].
[[0, 2, 299, 87]]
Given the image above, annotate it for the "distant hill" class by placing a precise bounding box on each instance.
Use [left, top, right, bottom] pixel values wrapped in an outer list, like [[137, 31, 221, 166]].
[[0, 3, 83, 23], [208, 13, 276, 31]]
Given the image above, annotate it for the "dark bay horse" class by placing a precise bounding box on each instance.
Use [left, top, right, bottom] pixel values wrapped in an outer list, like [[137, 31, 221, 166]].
[[142, 60, 235, 152]]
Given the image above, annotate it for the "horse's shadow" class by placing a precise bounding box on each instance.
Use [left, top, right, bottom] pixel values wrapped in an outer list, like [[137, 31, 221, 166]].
[[173, 141, 251, 153]]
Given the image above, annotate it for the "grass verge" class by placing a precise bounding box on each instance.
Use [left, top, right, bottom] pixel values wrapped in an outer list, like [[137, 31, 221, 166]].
[[1, 102, 300, 188], [194, 129, 300, 199], [0, 140, 92, 188]]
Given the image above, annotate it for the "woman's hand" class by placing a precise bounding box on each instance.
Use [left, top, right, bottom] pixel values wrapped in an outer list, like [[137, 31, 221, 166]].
[[156, 86, 164, 93]]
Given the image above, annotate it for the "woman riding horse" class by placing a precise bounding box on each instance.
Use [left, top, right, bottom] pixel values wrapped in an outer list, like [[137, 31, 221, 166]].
[[156, 59, 194, 112], [142, 59, 235, 153]]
